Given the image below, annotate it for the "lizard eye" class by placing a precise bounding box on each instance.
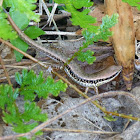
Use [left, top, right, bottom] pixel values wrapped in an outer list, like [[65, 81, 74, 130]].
[[135, 54, 139, 59]]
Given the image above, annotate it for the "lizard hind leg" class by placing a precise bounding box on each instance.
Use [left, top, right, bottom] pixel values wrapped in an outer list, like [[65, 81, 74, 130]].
[[84, 87, 89, 94], [84, 86, 99, 95], [93, 86, 99, 95]]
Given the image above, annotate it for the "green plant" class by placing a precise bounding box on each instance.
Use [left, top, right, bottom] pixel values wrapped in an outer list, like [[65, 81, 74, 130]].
[[54, 0, 118, 64], [0, 69, 67, 139]]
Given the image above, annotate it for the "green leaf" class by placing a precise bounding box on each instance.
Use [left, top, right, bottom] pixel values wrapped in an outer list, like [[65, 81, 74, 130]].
[[22, 69, 28, 81], [0, 10, 17, 40], [92, 14, 119, 42], [54, 0, 93, 8], [17, 69, 67, 101], [3, 105, 21, 124], [22, 102, 47, 122], [122, 0, 140, 10], [3, 0, 40, 22], [72, 0, 93, 9], [21, 70, 44, 86], [3, 107, 38, 133], [70, 8, 98, 32], [58, 5, 65, 10], [54, 0, 98, 33], [77, 50, 96, 64], [15, 72, 22, 85], [82, 30, 94, 42], [24, 26, 45, 39], [10, 37, 28, 62], [53, 0, 68, 4], [9, 10, 29, 30], [3, 102, 47, 134], [13, 122, 38, 133], [42, 76, 68, 97], [104, 114, 117, 122], [0, 85, 18, 109]]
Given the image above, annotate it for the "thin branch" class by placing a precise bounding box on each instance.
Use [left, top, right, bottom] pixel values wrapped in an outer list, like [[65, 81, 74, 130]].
[[41, 0, 61, 39], [0, 54, 13, 87], [42, 127, 119, 134], [47, 3, 58, 25], [44, 31, 77, 36], [40, 11, 71, 21]]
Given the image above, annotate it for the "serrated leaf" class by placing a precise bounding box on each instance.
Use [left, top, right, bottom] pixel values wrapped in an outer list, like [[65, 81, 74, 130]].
[[22, 102, 47, 122], [13, 122, 38, 133], [21, 70, 44, 86], [17, 69, 67, 100], [54, 0, 98, 33], [24, 26, 45, 39], [77, 50, 96, 64], [21, 90, 36, 101], [70, 9, 98, 32], [0, 85, 18, 109], [82, 30, 94, 42], [15, 72, 22, 85], [10, 37, 28, 62], [92, 14, 119, 42], [22, 69, 28, 80], [3, 107, 42, 133], [3, 102, 47, 134], [43, 77, 68, 96], [9, 10, 29, 30], [3, 105, 21, 124]]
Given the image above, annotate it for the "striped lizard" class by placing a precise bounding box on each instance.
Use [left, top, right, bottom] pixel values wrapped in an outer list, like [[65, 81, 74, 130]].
[[4, 10, 122, 94]]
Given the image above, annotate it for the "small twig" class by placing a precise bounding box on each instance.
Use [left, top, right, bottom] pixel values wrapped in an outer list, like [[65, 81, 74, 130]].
[[42, 127, 119, 134], [47, 3, 58, 26], [123, 119, 131, 132], [0, 62, 60, 70], [41, 0, 61, 39], [83, 117, 106, 131], [0, 54, 13, 87], [44, 31, 77, 36], [38, 0, 43, 15], [40, 11, 71, 21], [0, 65, 29, 69], [0, 75, 15, 83]]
